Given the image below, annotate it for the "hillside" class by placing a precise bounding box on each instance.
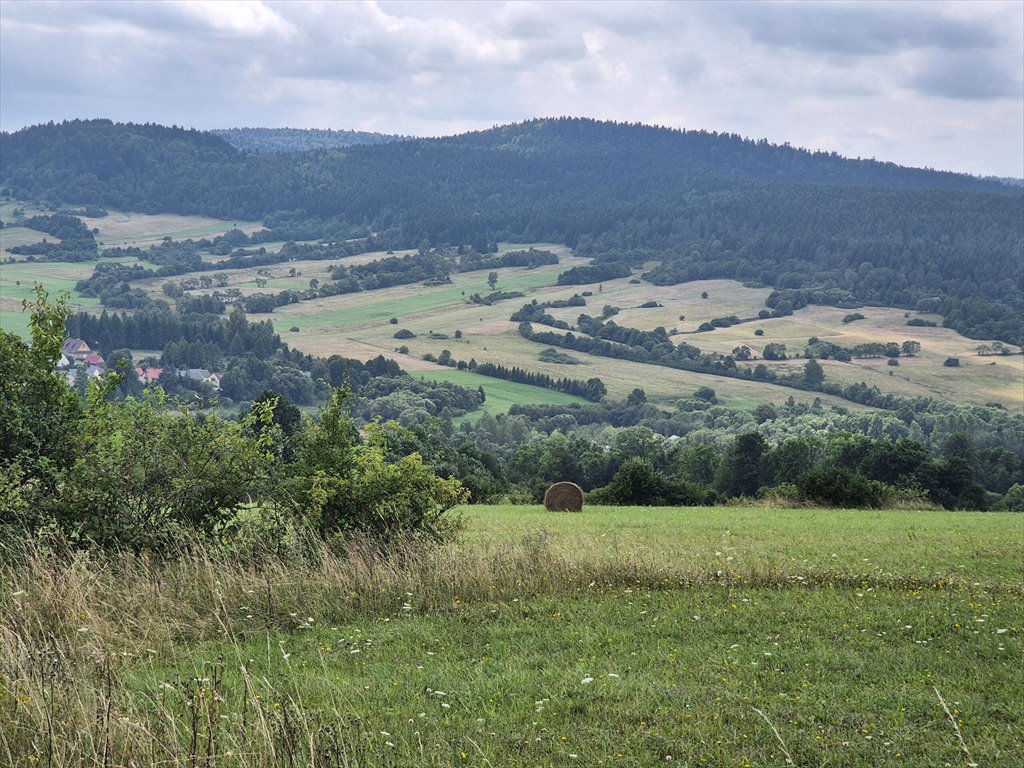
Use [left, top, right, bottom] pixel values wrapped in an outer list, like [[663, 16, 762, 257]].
[[211, 127, 409, 153], [1, 118, 1021, 343]]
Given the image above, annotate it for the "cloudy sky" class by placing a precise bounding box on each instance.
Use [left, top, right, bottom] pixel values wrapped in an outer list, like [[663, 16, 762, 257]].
[[2, 0, 1022, 176]]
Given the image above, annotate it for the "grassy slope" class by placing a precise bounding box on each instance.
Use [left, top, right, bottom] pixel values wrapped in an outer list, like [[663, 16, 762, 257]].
[[2, 505, 1020, 766], [3, 206, 1019, 411], [0, 208, 259, 337]]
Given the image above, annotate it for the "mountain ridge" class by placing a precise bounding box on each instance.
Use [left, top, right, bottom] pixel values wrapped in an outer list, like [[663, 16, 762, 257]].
[[2, 117, 1020, 344]]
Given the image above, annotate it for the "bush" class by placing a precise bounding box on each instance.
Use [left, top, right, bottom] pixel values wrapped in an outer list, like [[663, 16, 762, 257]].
[[590, 458, 717, 506], [693, 386, 717, 403], [393, 329, 416, 339], [282, 392, 467, 539], [943, 357, 961, 367], [796, 465, 892, 508], [47, 393, 277, 549], [995, 484, 1024, 511]]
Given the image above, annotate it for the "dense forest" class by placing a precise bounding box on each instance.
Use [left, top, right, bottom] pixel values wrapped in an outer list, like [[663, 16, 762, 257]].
[[2, 118, 1020, 343], [211, 127, 408, 153]]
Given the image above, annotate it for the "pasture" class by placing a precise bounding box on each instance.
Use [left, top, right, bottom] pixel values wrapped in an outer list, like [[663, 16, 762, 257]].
[[2, 203, 1020, 412], [688, 305, 1024, 410], [412, 368, 589, 416], [2, 505, 1021, 766], [1, 208, 257, 337], [83, 210, 262, 248]]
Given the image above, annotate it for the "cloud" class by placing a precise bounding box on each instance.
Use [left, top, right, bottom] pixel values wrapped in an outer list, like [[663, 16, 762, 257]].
[[0, 0, 1021, 175], [720, 1, 995, 56], [907, 50, 1023, 101]]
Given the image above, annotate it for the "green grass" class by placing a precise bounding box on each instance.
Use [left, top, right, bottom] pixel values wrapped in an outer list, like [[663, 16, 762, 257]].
[[414, 369, 589, 416], [2, 505, 1021, 766], [460, 505, 1024, 585], [0, 259, 123, 338]]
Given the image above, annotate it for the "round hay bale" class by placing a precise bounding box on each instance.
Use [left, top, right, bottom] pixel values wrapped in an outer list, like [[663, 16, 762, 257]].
[[544, 482, 584, 512]]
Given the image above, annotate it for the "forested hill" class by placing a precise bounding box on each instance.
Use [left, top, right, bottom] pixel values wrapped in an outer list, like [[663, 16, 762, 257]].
[[211, 127, 409, 153], [2, 117, 1021, 342]]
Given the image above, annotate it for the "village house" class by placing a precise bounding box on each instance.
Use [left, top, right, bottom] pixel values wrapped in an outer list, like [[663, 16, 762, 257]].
[[180, 368, 223, 390], [134, 367, 164, 385], [61, 338, 91, 359]]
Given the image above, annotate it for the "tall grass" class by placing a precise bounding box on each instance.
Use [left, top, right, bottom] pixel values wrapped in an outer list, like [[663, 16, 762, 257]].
[[2, 521, 1020, 766]]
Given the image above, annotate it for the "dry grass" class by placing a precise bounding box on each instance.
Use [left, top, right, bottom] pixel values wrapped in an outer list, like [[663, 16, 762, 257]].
[[690, 305, 1023, 410], [85, 211, 263, 248]]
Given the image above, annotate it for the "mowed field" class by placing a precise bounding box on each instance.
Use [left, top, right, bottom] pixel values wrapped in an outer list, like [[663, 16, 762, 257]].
[[4, 505, 1021, 766], [3, 207, 1020, 412], [267, 253, 1021, 411], [268, 261, 865, 410], [0, 208, 259, 336], [82, 210, 263, 248], [681, 306, 1024, 410]]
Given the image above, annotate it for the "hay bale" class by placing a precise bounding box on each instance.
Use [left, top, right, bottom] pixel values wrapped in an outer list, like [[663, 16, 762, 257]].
[[544, 481, 584, 512]]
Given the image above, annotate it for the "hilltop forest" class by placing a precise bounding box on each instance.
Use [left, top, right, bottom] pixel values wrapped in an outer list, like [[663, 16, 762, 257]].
[[2, 118, 1021, 344]]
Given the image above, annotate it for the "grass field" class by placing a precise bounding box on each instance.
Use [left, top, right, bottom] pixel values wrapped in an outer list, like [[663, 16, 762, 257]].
[[1, 207, 259, 338], [265, 260, 1021, 412], [413, 368, 590, 416], [84, 210, 263, 248], [3, 205, 1020, 411], [688, 305, 1024, 410], [2, 505, 1021, 766]]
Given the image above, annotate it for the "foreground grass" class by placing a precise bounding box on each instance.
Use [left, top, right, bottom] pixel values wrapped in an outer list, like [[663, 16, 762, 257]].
[[1, 506, 1021, 766]]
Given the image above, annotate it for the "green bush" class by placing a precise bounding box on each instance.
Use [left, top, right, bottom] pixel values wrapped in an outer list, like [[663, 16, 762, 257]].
[[282, 391, 467, 539], [590, 458, 717, 506], [49, 392, 277, 548], [796, 465, 892, 508]]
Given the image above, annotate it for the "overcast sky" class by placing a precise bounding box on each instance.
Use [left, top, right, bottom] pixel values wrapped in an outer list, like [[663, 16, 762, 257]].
[[2, 0, 1022, 176]]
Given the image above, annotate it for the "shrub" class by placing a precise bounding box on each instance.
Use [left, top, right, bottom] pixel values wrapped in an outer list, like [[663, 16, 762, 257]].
[[590, 458, 717, 506], [283, 393, 467, 539], [943, 357, 961, 367], [49, 393, 276, 549], [693, 386, 717, 403], [393, 328, 416, 339], [796, 465, 892, 508]]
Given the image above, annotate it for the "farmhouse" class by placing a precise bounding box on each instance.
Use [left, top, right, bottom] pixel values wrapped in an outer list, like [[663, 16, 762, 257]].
[[61, 338, 91, 358], [134, 367, 164, 384]]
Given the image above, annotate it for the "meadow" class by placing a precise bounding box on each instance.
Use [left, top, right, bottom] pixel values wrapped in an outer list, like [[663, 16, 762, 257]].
[[2, 505, 1021, 767], [3, 202, 1021, 412], [0, 206, 260, 335]]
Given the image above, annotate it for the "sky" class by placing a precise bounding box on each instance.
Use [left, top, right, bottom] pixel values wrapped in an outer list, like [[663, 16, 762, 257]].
[[1, 0, 1022, 177]]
